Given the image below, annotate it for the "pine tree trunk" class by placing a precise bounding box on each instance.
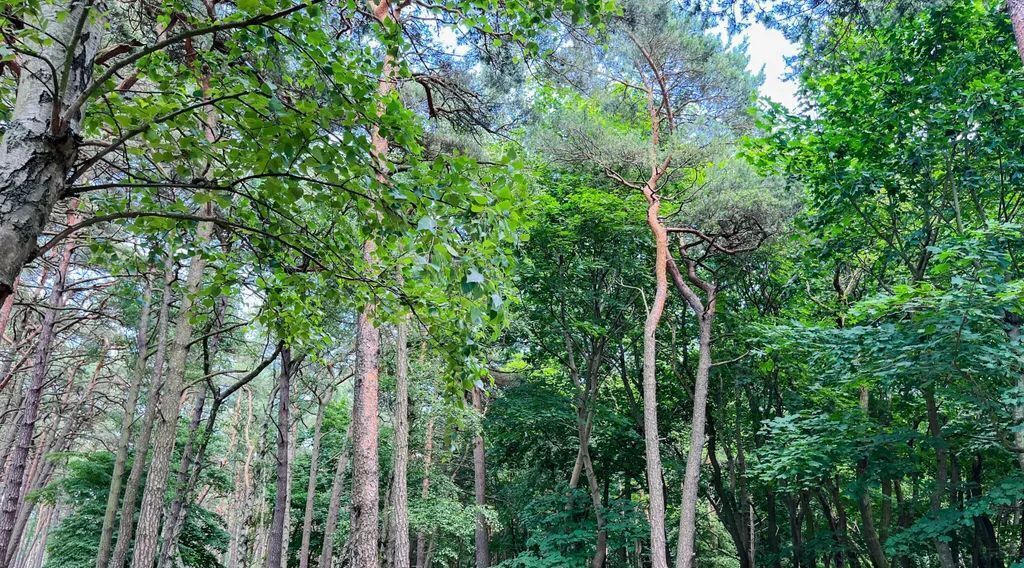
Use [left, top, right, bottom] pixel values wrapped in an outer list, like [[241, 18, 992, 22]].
[[472, 387, 489, 568], [0, 205, 77, 565], [129, 218, 214, 568], [392, 317, 411, 568], [266, 348, 293, 568], [676, 305, 716, 568], [298, 385, 333, 568], [351, 286, 382, 567], [109, 258, 175, 568], [319, 423, 352, 568], [96, 280, 154, 568], [415, 418, 434, 568]]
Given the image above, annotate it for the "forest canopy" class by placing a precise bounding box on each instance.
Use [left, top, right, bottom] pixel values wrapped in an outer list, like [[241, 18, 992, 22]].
[[0, 0, 1023, 567]]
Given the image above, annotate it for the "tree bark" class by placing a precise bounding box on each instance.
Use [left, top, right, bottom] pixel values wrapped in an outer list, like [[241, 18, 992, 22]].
[[319, 423, 352, 568], [391, 317, 411, 568], [0, 0, 101, 303], [415, 418, 434, 568], [95, 278, 153, 568], [109, 257, 174, 568], [675, 303, 715, 568], [0, 205, 77, 565], [472, 387, 489, 568], [129, 217, 213, 568], [266, 348, 293, 568], [1008, 0, 1024, 66], [298, 384, 334, 568], [925, 390, 956, 568]]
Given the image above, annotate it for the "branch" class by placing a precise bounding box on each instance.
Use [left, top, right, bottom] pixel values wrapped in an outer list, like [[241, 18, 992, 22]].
[[60, 1, 319, 130]]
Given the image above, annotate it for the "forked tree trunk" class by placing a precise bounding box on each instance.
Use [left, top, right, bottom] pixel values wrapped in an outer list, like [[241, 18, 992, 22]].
[[472, 386, 489, 568], [95, 278, 153, 568], [0, 206, 77, 565], [109, 257, 175, 568], [266, 348, 293, 568], [0, 0, 101, 304], [391, 317, 411, 568], [129, 218, 214, 568]]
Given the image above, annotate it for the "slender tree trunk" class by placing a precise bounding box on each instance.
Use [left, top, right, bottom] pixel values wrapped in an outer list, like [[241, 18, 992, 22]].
[[676, 302, 715, 568], [0, 205, 77, 565], [96, 279, 153, 568], [351, 283, 382, 567], [415, 418, 434, 568], [109, 257, 175, 568], [129, 217, 214, 568], [0, 0, 101, 302], [472, 387, 489, 568], [298, 385, 333, 568], [857, 388, 888, 568], [319, 423, 352, 568], [925, 390, 956, 568], [266, 348, 293, 568], [392, 317, 411, 568]]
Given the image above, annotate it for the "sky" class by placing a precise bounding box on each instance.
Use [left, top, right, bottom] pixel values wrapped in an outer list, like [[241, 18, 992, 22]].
[[728, 23, 801, 109]]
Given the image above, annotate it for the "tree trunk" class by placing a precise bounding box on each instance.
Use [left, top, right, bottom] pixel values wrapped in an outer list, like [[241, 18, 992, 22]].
[[351, 280, 382, 567], [96, 278, 153, 568], [415, 418, 434, 568], [266, 348, 293, 568], [109, 257, 175, 568], [1008, 0, 1024, 66], [298, 385, 333, 568], [857, 388, 888, 568], [472, 387, 489, 568], [129, 218, 213, 568], [319, 423, 352, 568], [392, 317, 411, 568], [0, 205, 76, 565], [0, 0, 101, 303], [676, 303, 715, 568], [924, 390, 956, 568]]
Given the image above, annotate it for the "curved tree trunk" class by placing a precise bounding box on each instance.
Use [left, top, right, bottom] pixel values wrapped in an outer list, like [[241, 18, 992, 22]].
[[319, 423, 352, 568]]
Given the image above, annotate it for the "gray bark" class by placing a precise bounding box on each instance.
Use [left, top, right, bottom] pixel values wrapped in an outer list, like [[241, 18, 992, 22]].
[[0, 0, 101, 302], [391, 318, 410, 568]]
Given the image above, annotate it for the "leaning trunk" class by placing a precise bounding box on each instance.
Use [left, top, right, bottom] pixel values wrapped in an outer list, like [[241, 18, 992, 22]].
[[676, 300, 716, 568], [129, 218, 213, 568], [95, 279, 153, 568], [298, 385, 333, 568], [0, 1, 101, 302], [0, 206, 76, 564], [319, 423, 352, 568]]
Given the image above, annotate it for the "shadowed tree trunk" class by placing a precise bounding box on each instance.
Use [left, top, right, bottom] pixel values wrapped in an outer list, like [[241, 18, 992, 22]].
[[415, 417, 434, 568], [298, 384, 334, 568], [0, 205, 77, 565], [472, 386, 489, 568], [266, 348, 293, 568]]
